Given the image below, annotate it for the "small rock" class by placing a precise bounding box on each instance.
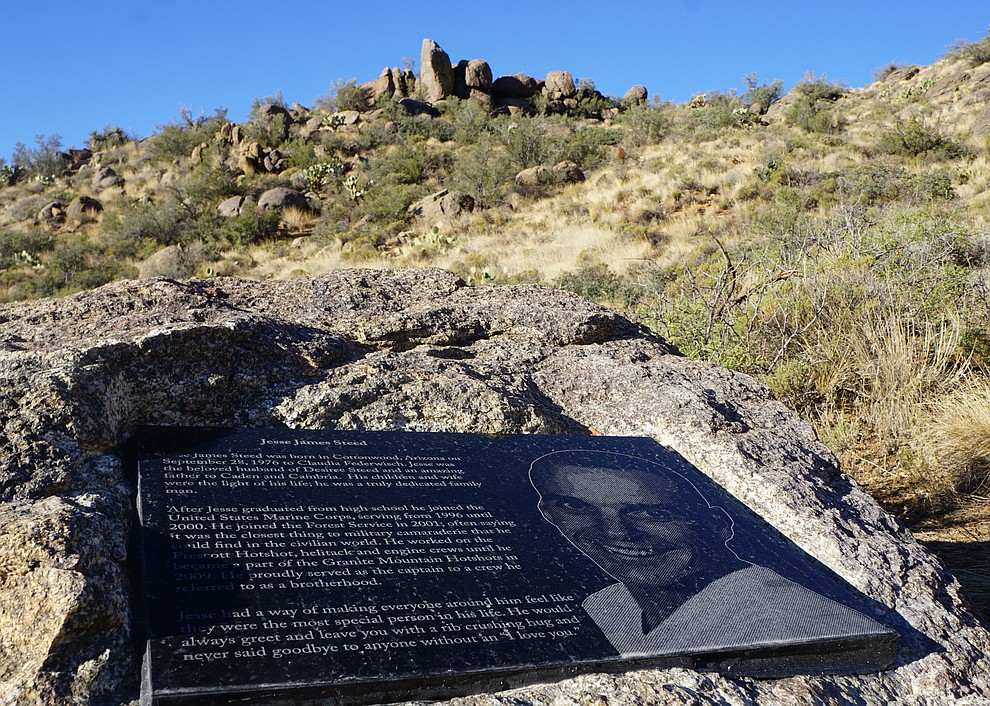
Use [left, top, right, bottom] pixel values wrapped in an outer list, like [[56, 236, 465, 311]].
[[66, 196, 103, 224], [258, 187, 309, 212], [138, 245, 193, 279], [406, 189, 476, 221], [493, 96, 531, 115], [35, 201, 67, 226], [217, 196, 245, 218], [397, 99, 440, 118]]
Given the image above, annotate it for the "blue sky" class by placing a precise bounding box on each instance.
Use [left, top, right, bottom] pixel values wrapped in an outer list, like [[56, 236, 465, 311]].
[[3, 2, 988, 159]]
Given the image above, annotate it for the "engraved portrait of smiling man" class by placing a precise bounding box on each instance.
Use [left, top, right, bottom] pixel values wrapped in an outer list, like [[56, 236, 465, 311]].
[[529, 450, 882, 657]]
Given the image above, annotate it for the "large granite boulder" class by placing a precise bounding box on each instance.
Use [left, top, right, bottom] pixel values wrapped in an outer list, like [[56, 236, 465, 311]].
[[492, 73, 542, 99], [544, 70, 577, 101], [419, 38, 454, 103], [1, 269, 989, 704], [454, 59, 493, 105]]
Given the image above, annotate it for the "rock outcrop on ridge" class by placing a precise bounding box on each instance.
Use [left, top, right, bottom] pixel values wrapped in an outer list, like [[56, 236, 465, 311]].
[[0, 269, 988, 705]]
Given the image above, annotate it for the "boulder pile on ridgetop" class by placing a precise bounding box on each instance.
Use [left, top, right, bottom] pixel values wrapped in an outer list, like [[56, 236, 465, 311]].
[[359, 38, 645, 118]]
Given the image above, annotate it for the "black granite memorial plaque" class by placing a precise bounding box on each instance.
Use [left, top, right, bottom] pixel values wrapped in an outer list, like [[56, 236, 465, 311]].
[[134, 428, 898, 705]]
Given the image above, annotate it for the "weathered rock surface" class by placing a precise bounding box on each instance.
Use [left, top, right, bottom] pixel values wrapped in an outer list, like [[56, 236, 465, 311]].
[[397, 98, 440, 118], [624, 85, 649, 105], [515, 161, 586, 187], [1, 269, 989, 704], [544, 70, 577, 101], [454, 59, 493, 105], [492, 73, 542, 99], [406, 189, 476, 221], [66, 196, 103, 225], [419, 38, 454, 103], [217, 195, 245, 217], [257, 187, 308, 212]]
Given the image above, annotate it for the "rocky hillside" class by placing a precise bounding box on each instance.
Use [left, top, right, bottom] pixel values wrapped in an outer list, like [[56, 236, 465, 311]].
[[2, 34, 990, 620]]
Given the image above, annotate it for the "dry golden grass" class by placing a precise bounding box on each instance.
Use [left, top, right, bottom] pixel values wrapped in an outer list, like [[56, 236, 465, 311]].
[[280, 205, 318, 232], [920, 381, 990, 496]]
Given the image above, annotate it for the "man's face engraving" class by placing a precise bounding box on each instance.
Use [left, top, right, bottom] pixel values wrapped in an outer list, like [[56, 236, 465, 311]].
[[536, 464, 721, 589]]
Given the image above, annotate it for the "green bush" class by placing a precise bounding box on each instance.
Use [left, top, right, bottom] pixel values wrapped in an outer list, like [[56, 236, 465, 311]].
[[832, 162, 956, 205], [245, 92, 291, 147], [100, 198, 188, 247], [450, 137, 516, 207], [0, 227, 53, 269], [490, 116, 615, 171], [320, 79, 371, 112], [741, 73, 784, 112], [786, 73, 846, 134], [620, 102, 673, 146], [877, 115, 973, 159], [183, 153, 244, 210], [555, 263, 641, 309], [89, 125, 131, 151], [149, 107, 228, 163], [12, 134, 68, 183], [216, 209, 282, 247], [447, 98, 495, 145], [690, 91, 751, 132], [953, 31, 990, 67]]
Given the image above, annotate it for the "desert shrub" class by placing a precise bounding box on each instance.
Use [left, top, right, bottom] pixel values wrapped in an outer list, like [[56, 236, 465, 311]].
[[281, 137, 321, 171], [741, 73, 784, 112], [400, 114, 456, 142], [562, 126, 622, 168], [244, 92, 291, 148], [876, 115, 973, 159], [360, 182, 427, 226], [786, 73, 846, 134], [872, 63, 907, 82], [183, 152, 244, 209], [216, 208, 282, 247], [831, 162, 956, 205], [620, 102, 673, 146], [320, 79, 371, 112], [0, 227, 53, 269], [554, 263, 641, 309], [493, 117, 560, 169], [572, 79, 618, 118], [951, 30, 990, 67], [920, 381, 990, 495], [690, 91, 750, 132], [362, 142, 451, 187], [29, 236, 132, 296], [491, 116, 614, 171], [89, 125, 130, 151], [450, 137, 516, 207], [447, 99, 495, 144], [100, 198, 188, 247], [149, 107, 228, 162], [12, 134, 68, 183], [749, 187, 806, 238]]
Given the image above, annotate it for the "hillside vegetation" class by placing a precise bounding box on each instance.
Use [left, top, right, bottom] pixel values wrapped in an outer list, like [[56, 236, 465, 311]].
[[2, 38, 990, 544]]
